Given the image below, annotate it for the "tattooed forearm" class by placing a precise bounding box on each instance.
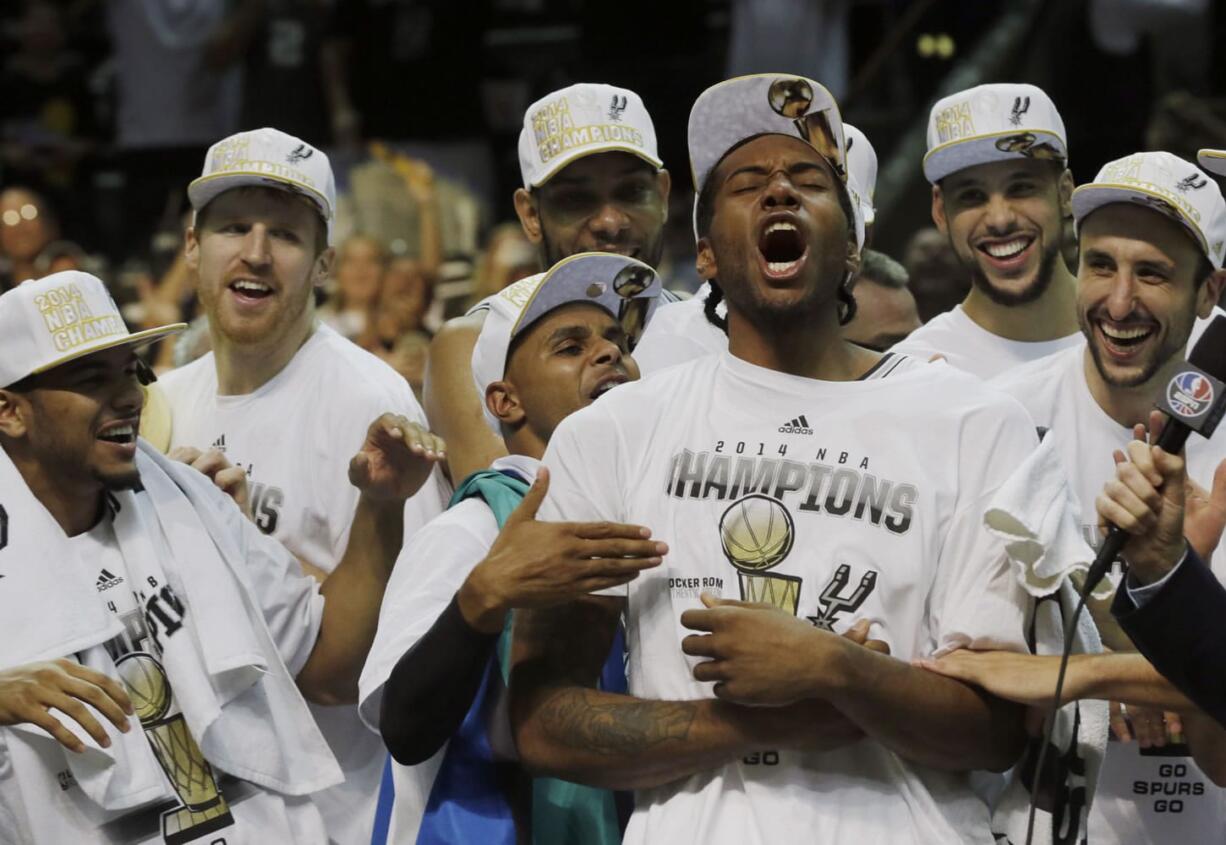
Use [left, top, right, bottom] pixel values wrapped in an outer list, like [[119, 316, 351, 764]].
[[537, 687, 698, 755]]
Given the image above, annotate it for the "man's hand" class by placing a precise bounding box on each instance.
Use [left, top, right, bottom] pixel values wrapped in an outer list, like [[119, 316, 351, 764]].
[[348, 414, 446, 502], [1183, 458, 1226, 562], [457, 468, 666, 634], [0, 660, 134, 753], [680, 595, 882, 706], [168, 446, 251, 518], [914, 650, 1067, 708], [1096, 412, 1188, 585], [1110, 701, 1183, 748]]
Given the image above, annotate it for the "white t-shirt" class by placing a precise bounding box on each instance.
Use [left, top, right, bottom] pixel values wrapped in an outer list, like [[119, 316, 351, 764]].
[[358, 454, 539, 844], [889, 304, 1082, 380], [160, 322, 450, 845], [539, 351, 1034, 844], [4, 498, 328, 844], [632, 284, 727, 375], [991, 343, 1226, 842]]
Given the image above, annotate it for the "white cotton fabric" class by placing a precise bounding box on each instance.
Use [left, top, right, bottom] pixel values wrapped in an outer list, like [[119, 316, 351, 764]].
[[539, 351, 1034, 843], [631, 284, 727, 376], [991, 340, 1226, 842], [0, 441, 336, 844], [889, 304, 1082, 380], [159, 321, 450, 845], [358, 454, 539, 844]]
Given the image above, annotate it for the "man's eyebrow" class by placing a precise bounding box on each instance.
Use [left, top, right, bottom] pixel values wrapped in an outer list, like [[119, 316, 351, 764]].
[[546, 324, 593, 344], [724, 164, 771, 182]]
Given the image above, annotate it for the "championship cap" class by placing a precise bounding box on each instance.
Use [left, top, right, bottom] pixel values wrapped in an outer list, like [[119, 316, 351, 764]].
[[687, 73, 864, 247], [1198, 149, 1226, 178], [518, 84, 663, 188], [0, 271, 186, 388], [1072, 151, 1226, 269], [471, 252, 661, 431], [188, 127, 336, 244], [844, 124, 878, 225], [922, 83, 1067, 184]]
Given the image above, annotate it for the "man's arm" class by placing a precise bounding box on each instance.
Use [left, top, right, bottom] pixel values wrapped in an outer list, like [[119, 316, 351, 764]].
[[681, 599, 1026, 773], [378, 469, 664, 764], [511, 596, 870, 791], [296, 415, 445, 705], [423, 312, 507, 483]]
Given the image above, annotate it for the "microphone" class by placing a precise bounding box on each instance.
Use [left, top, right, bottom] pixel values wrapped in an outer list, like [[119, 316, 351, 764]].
[[1082, 315, 1226, 598]]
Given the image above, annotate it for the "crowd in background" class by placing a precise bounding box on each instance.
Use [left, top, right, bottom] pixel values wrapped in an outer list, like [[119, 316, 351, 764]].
[[4, 0, 1225, 400]]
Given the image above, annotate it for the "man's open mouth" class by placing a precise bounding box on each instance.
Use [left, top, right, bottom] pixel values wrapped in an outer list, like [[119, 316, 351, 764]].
[[229, 279, 274, 300], [590, 374, 629, 400], [976, 235, 1035, 268], [758, 220, 808, 278], [1097, 318, 1156, 353], [97, 423, 136, 445]]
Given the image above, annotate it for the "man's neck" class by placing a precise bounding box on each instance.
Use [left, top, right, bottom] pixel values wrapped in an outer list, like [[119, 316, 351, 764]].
[[1082, 347, 1178, 429], [4, 446, 102, 537], [211, 318, 317, 396], [962, 259, 1080, 342], [726, 302, 878, 381], [505, 431, 546, 462]]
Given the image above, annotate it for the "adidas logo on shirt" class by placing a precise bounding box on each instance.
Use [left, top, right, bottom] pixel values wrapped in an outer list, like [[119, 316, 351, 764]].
[[778, 414, 813, 435], [95, 568, 124, 592], [211, 433, 227, 453]]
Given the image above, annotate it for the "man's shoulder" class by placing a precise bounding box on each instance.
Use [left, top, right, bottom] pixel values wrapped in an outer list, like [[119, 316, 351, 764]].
[[554, 358, 713, 442], [894, 358, 1037, 428], [989, 344, 1081, 418], [157, 353, 216, 402], [303, 325, 421, 414]]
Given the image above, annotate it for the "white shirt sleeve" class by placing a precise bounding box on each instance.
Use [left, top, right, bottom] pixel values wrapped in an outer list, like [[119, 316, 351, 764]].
[[927, 398, 1036, 656], [357, 504, 495, 731]]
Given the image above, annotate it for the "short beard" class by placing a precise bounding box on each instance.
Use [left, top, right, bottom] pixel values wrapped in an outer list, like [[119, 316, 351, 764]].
[[94, 466, 143, 492], [1079, 312, 1189, 389], [965, 239, 1060, 307]]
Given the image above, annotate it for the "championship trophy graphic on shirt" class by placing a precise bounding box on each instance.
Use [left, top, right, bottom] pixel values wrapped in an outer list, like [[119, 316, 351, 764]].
[[719, 494, 801, 615]]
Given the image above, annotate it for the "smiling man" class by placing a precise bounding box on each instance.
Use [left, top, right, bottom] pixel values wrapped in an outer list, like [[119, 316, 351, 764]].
[[507, 74, 1035, 844], [153, 128, 450, 845], [988, 151, 1226, 841], [425, 84, 671, 482], [0, 271, 438, 844], [891, 83, 1083, 378]]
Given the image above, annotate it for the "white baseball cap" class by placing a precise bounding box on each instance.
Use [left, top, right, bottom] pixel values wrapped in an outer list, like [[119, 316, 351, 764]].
[[188, 127, 336, 244], [1072, 151, 1226, 269], [844, 123, 878, 225], [1198, 149, 1226, 178], [518, 84, 663, 189], [687, 73, 864, 248], [0, 271, 186, 388], [471, 252, 661, 431], [923, 83, 1067, 184]]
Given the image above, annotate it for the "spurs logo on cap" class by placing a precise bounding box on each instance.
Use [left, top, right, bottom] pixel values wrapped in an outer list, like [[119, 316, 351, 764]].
[[287, 144, 314, 164], [1009, 96, 1030, 126], [1177, 173, 1208, 192], [608, 94, 628, 122]]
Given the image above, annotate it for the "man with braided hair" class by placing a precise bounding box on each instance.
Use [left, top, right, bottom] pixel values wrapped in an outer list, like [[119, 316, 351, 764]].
[[508, 74, 1035, 844]]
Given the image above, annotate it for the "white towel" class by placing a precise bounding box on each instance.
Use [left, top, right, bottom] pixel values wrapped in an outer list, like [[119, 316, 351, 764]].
[[983, 433, 1115, 601], [980, 435, 1110, 843], [0, 441, 341, 816]]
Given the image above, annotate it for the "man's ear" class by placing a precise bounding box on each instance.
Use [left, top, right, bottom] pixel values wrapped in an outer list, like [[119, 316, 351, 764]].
[[656, 169, 672, 220], [0, 390, 29, 440], [1197, 268, 1226, 319], [1057, 168, 1075, 218], [314, 246, 336, 289], [845, 243, 862, 280], [485, 380, 526, 429], [930, 185, 949, 235], [513, 188, 544, 245], [695, 237, 718, 281], [184, 227, 201, 274]]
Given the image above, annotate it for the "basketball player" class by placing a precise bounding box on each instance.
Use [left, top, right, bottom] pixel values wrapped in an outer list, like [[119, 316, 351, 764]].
[[508, 74, 1035, 844], [152, 127, 451, 844], [629, 123, 877, 374], [358, 253, 666, 843], [930, 152, 1226, 841], [0, 271, 441, 843], [890, 83, 1083, 378], [425, 83, 670, 481]]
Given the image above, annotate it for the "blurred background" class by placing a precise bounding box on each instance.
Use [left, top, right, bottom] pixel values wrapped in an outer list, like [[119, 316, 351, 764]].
[[3, 0, 1225, 393]]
